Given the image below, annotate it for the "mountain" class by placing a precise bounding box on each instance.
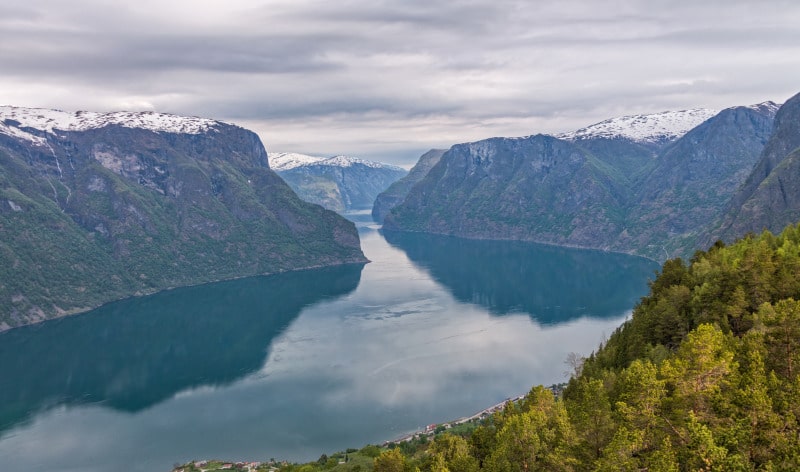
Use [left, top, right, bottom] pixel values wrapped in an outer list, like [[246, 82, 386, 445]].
[[704, 93, 800, 244], [372, 149, 445, 223], [618, 102, 778, 258], [383, 134, 629, 248], [558, 108, 719, 146], [269, 152, 407, 212], [0, 106, 366, 330], [556, 108, 721, 188], [384, 103, 778, 259]]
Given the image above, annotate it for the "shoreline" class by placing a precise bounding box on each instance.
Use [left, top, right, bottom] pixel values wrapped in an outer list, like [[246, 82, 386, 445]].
[[0, 259, 369, 333], [381, 394, 527, 445], [170, 385, 568, 471], [382, 382, 567, 446]]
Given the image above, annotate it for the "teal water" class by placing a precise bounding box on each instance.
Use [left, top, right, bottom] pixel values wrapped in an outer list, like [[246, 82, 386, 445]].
[[0, 217, 658, 471]]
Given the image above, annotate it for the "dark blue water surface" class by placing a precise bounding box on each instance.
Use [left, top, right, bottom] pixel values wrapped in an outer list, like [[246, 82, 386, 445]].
[[0, 214, 658, 471]]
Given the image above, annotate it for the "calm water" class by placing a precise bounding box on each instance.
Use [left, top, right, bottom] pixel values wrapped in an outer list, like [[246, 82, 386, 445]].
[[0, 215, 658, 471]]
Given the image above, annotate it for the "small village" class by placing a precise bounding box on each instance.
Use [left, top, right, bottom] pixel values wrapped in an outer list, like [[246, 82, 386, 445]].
[[381, 394, 527, 446], [174, 460, 268, 472]]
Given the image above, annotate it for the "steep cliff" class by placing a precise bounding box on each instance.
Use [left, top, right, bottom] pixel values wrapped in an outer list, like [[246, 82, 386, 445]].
[[706, 93, 800, 244], [372, 149, 445, 223], [0, 107, 366, 329], [620, 102, 777, 258], [383, 135, 629, 248]]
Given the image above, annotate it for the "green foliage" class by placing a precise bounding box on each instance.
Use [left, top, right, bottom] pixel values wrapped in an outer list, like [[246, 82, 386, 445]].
[[428, 434, 478, 472], [484, 388, 577, 472], [373, 449, 407, 472], [359, 445, 383, 459], [572, 223, 800, 469]]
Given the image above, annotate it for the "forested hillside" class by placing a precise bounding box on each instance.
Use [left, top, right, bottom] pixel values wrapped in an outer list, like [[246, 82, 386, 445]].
[[214, 223, 800, 472]]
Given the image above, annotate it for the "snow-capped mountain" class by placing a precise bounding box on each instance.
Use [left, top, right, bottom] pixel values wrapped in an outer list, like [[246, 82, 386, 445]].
[[0, 106, 221, 146], [0, 105, 365, 329], [269, 152, 404, 172], [557, 108, 719, 145], [745, 101, 781, 115], [269, 152, 407, 212], [268, 152, 326, 171]]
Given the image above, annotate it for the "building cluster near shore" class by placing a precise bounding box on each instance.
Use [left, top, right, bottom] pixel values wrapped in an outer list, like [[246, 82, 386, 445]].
[[383, 394, 527, 446], [384, 383, 567, 446]]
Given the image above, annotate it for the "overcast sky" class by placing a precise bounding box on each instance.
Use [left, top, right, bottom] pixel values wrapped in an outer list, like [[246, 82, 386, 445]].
[[2, 0, 799, 166]]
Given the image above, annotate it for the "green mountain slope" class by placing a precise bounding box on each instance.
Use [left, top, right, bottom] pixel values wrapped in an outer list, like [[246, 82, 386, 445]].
[[384, 135, 629, 249], [372, 149, 446, 223], [0, 112, 366, 330], [621, 102, 776, 259]]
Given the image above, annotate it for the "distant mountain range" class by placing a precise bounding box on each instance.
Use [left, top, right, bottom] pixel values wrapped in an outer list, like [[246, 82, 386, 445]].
[[269, 152, 407, 212], [5, 93, 798, 327], [383, 98, 791, 260], [0, 106, 366, 330]]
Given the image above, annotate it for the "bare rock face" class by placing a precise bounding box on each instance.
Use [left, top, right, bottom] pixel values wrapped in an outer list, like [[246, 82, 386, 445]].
[[0, 107, 366, 329]]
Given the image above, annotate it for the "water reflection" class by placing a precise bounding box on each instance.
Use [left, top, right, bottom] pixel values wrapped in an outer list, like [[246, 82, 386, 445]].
[[382, 230, 658, 323], [0, 264, 363, 434], [0, 228, 659, 472]]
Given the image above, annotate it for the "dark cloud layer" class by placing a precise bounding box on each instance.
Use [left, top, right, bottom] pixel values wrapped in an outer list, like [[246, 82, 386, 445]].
[[1, 0, 799, 165]]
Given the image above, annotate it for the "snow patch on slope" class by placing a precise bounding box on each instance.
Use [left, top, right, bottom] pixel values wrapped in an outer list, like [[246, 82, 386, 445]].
[[0, 120, 48, 146], [323, 155, 405, 171], [558, 108, 719, 144], [0, 106, 221, 145], [744, 101, 781, 115], [269, 152, 405, 172], [268, 152, 326, 171]]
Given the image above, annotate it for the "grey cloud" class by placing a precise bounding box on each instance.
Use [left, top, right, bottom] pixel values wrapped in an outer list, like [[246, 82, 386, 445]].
[[0, 5, 42, 22], [0, 32, 345, 76], [263, 0, 505, 29], [1, 0, 799, 164]]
